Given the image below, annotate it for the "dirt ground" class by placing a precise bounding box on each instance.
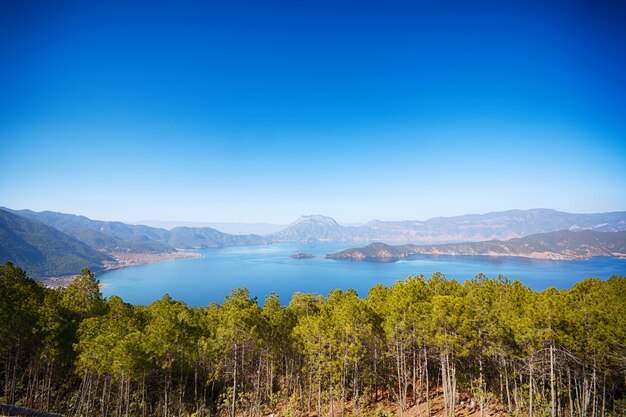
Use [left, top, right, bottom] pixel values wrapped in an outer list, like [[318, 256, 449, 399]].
[[273, 387, 510, 417]]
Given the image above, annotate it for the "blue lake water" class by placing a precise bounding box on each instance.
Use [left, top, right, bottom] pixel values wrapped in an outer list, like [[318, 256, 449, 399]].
[[99, 243, 626, 306]]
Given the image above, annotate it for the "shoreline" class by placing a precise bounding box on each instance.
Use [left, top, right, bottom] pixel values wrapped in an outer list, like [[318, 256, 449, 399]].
[[40, 249, 202, 288], [326, 251, 626, 262], [103, 249, 202, 271]]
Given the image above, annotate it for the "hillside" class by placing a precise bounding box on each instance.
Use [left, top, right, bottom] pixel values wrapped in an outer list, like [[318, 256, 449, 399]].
[[2, 208, 172, 253], [3, 265, 623, 417], [0, 209, 111, 277], [326, 230, 626, 261], [3, 208, 268, 252]]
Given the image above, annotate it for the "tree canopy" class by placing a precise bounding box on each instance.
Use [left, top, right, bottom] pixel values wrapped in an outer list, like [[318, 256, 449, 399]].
[[0, 262, 624, 417]]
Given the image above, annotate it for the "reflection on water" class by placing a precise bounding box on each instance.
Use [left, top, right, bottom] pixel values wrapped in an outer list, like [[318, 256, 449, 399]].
[[100, 243, 626, 306]]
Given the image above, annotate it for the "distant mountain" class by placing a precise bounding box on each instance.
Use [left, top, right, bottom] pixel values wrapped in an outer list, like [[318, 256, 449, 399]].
[[166, 227, 267, 249], [202, 223, 286, 235], [3, 208, 268, 253], [134, 220, 286, 235], [3, 207, 626, 277], [326, 230, 626, 261], [271, 209, 626, 244], [9, 208, 624, 249], [3, 208, 173, 253], [270, 215, 370, 243], [0, 209, 111, 277], [363, 209, 626, 243]]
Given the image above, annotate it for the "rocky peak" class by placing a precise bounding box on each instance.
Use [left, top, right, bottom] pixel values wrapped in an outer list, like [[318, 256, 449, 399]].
[[291, 215, 339, 227]]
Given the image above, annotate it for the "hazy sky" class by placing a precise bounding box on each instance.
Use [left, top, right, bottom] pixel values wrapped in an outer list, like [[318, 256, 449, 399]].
[[1, 1, 625, 223]]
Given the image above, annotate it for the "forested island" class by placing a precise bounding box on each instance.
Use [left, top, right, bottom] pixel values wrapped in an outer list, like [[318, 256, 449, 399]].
[[1, 262, 624, 417]]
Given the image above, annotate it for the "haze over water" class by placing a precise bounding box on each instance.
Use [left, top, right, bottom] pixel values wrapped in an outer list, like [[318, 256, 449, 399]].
[[100, 243, 626, 306]]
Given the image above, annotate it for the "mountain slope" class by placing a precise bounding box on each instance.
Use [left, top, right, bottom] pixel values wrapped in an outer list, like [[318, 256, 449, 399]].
[[270, 215, 368, 243], [0, 209, 111, 277], [2, 208, 172, 253], [3, 208, 267, 252], [326, 230, 626, 261]]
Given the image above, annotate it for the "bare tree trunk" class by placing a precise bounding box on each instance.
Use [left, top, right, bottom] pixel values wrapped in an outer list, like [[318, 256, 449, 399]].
[[317, 372, 321, 417], [231, 344, 237, 417], [480, 356, 484, 417], [505, 360, 512, 412], [255, 351, 263, 413], [441, 353, 448, 417], [396, 339, 404, 414], [551, 345, 556, 417], [329, 369, 334, 417], [353, 360, 359, 411], [374, 345, 378, 403], [592, 366, 597, 417], [424, 345, 431, 417], [106, 375, 112, 417], [142, 372, 146, 417], [412, 346, 417, 407], [568, 367, 574, 417], [448, 355, 456, 417], [341, 358, 346, 417], [529, 356, 533, 417], [601, 372, 606, 417], [308, 371, 312, 413], [11, 345, 20, 404]]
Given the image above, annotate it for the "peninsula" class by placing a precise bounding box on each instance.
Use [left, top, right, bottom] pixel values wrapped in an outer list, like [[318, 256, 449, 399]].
[[325, 230, 626, 261]]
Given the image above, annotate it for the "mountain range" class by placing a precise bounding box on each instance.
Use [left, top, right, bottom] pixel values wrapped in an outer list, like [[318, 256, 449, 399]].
[[271, 210, 626, 243], [0, 209, 112, 277], [132, 220, 286, 235], [1, 207, 626, 278], [2, 208, 267, 252], [326, 230, 626, 262]]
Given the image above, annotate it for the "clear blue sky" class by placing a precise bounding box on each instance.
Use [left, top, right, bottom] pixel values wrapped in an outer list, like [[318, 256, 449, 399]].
[[1, 0, 625, 223]]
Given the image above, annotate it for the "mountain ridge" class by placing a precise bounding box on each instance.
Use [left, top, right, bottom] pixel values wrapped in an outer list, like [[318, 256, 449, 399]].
[[2, 207, 626, 277], [2, 207, 268, 252], [270, 209, 626, 244], [0, 209, 112, 277], [325, 230, 626, 261]]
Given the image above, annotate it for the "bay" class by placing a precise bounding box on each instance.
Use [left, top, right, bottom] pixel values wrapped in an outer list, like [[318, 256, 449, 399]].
[[100, 243, 626, 306]]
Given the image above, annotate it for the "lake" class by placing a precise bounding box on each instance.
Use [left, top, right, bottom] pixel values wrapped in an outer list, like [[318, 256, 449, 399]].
[[99, 243, 626, 306]]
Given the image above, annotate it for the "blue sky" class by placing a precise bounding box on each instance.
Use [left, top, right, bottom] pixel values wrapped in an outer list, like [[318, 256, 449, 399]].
[[1, 0, 625, 223]]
